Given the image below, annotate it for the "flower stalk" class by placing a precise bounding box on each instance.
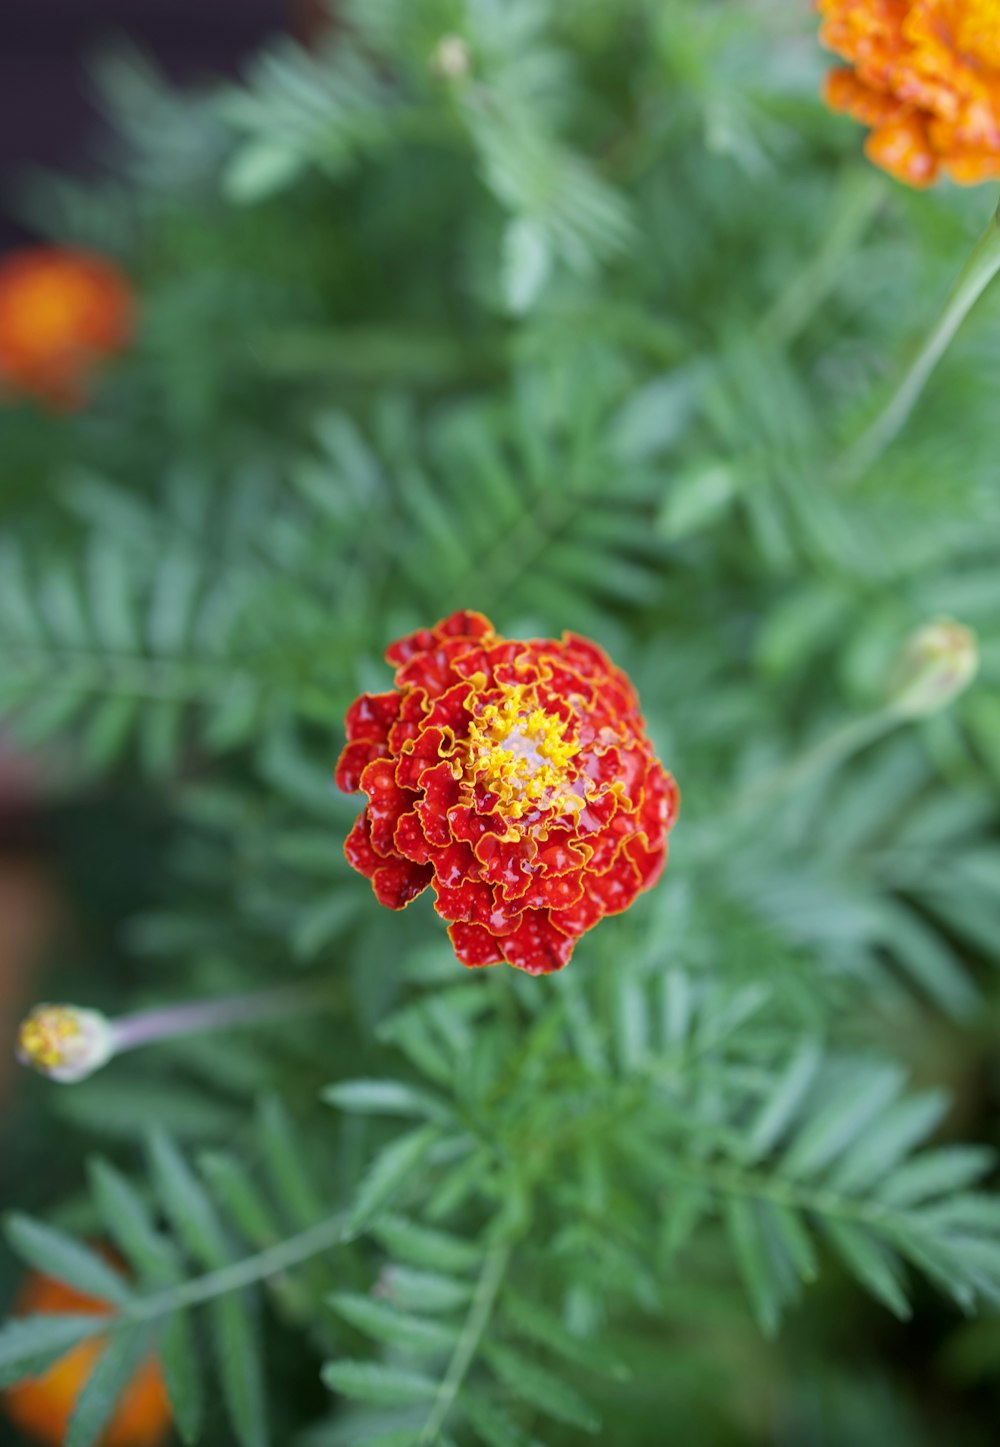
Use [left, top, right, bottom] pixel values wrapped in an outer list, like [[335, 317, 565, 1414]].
[[841, 199, 1000, 485], [16, 982, 331, 1084], [686, 618, 979, 861]]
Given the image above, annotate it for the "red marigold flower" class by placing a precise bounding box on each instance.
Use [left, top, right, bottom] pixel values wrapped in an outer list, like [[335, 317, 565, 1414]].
[[3, 1260, 171, 1447], [819, 0, 1000, 186], [336, 611, 679, 975], [0, 247, 134, 409]]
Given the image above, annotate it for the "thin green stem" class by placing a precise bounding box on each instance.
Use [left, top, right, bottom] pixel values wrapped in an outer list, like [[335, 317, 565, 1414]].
[[761, 167, 885, 349], [840, 199, 1000, 486], [418, 1240, 512, 1446], [746, 708, 900, 805], [682, 707, 902, 866], [124, 1212, 348, 1322]]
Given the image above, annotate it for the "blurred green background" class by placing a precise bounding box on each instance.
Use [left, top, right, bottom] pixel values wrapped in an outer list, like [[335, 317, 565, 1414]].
[[2, 3, 1000, 1444]]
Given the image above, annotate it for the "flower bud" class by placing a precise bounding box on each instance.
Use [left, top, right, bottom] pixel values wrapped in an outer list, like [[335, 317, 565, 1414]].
[[16, 1004, 116, 1084], [432, 35, 472, 81], [887, 619, 979, 719]]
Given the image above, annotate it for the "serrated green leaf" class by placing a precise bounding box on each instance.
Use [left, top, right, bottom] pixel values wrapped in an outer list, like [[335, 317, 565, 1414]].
[[782, 1065, 902, 1179], [380, 1267, 473, 1315], [378, 1010, 454, 1087], [148, 1131, 228, 1266], [372, 1217, 483, 1275], [347, 1126, 441, 1236], [213, 1294, 269, 1447], [0, 1315, 106, 1390], [324, 1079, 452, 1123], [224, 141, 304, 203], [328, 1292, 458, 1354], [724, 1198, 781, 1337], [88, 1159, 177, 1284], [198, 1152, 279, 1248], [426, 1148, 493, 1223], [66, 1325, 154, 1447], [503, 1289, 630, 1380], [148, 545, 201, 654], [880, 904, 979, 1019], [87, 536, 140, 652], [360, 1432, 422, 1447], [660, 1182, 709, 1263], [659, 462, 735, 540], [160, 1310, 204, 1445], [4, 1216, 132, 1306], [139, 699, 184, 778], [761, 1202, 818, 1284], [742, 1040, 823, 1164], [82, 694, 137, 767], [828, 1092, 949, 1195], [322, 1359, 438, 1406], [914, 1193, 1000, 1234], [612, 976, 648, 1074], [877, 1146, 995, 1209], [256, 1097, 326, 1229], [822, 1220, 911, 1320], [659, 968, 693, 1048], [482, 1340, 599, 1433], [463, 1391, 534, 1447], [201, 678, 261, 753], [503, 216, 552, 315]]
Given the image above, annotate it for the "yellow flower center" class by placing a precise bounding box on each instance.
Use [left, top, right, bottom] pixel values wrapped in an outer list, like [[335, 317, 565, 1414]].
[[466, 684, 581, 821], [17, 1006, 85, 1072]]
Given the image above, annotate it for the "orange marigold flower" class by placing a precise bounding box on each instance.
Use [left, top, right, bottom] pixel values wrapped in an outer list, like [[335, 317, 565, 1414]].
[[3, 1263, 171, 1447], [336, 611, 679, 975], [819, 0, 1000, 186], [0, 247, 134, 409]]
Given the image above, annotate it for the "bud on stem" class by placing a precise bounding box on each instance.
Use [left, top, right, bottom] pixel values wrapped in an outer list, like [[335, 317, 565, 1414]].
[[886, 618, 979, 720], [16, 983, 330, 1084]]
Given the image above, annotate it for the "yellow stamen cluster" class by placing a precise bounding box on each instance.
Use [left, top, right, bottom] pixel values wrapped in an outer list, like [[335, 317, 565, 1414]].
[[15, 1003, 115, 1083], [466, 684, 581, 821], [17, 1006, 84, 1071]]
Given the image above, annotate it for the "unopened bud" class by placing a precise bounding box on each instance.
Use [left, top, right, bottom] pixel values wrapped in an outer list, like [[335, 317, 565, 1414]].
[[887, 618, 979, 719], [16, 1004, 116, 1083], [432, 34, 472, 81]]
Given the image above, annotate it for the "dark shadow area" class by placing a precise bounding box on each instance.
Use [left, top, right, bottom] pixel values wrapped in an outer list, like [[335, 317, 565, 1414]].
[[0, 0, 289, 241]]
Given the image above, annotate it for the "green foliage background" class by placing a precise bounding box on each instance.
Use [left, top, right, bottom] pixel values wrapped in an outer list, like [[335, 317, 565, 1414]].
[[3, 1, 1000, 1443]]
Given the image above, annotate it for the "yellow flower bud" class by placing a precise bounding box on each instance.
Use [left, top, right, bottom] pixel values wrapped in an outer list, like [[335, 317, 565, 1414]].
[[432, 35, 472, 81], [887, 619, 979, 720]]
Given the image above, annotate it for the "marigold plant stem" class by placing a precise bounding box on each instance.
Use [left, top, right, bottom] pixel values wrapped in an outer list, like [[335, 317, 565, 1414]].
[[125, 1212, 349, 1322], [417, 1240, 512, 1445], [113, 981, 331, 1055], [841, 199, 1000, 485], [761, 167, 884, 348]]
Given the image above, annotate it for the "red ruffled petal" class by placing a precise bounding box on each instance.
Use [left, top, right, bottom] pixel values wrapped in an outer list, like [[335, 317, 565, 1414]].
[[500, 910, 575, 975], [385, 609, 494, 668], [335, 739, 388, 794], [345, 691, 402, 743], [373, 858, 433, 909], [360, 758, 418, 857], [449, 921, 505, 968]]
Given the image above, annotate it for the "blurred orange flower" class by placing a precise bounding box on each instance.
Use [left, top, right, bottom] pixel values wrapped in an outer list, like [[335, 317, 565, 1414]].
[[3, 1266, 171, 1447], [0, 247, 134, 409], [819, 0, 1000, 186]]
